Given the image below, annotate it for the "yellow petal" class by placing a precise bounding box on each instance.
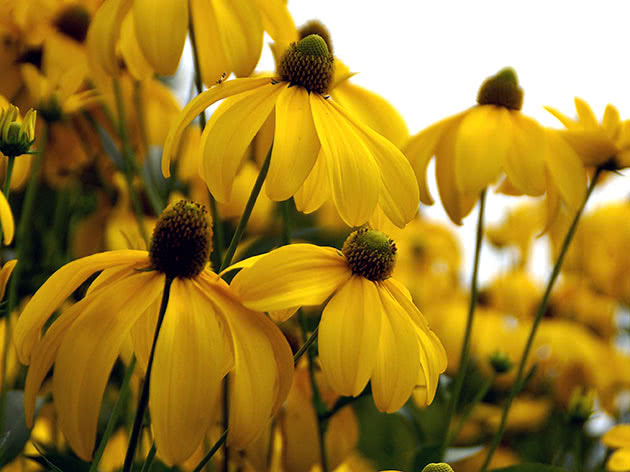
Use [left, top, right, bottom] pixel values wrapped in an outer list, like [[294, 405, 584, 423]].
[[455, 106, 512, 195], [253, 0, 297, 45], [201, 83, 283, 202], [603, 425, 630, 449], [544, 105, 579, 130], [608, 448, 630, 472], [502, 113, 546, 196], [403, 113, 462, 205], [119, 13, 153, 80], [574, 97, 598, 129], [0, 259, 16, 300], [545, 131, 587, 210], [213, 0, 263, 78], [331, 81, 409, 148], [231, 244, 351, 312], [14, 250, 148, 364], [86, 0, 132, 76], [319, 276, 381, 396], [331, 100, 419, 228], [162, 77, 272, 177], [603, 104, 621, 141], [150, 279, 226, 465], [133, 0, 188, 75], [559, 129, 618, 166], [371, 288, 421, 413], [267, 85, 320, 201], [310, 94, 380, 227], [129, 297, 161, 373], [293, 150, 329, 214], [190, 0, 231, 86], [52, 272, 162, 460], [0, 191, 14, 245]]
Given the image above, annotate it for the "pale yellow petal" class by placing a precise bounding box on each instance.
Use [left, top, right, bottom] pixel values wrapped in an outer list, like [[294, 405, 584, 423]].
[[310, 94, 380, 227], [0, 190, 14, 245], [133, 0, 188, 75], [231, 244, 351, 312], [201, 83, 283, 202], [603, 104, 621, 141], [14, 250, 149, 364], [253, 0, 297, 44], [267, 85, 320, 201], [319, 276, 382, 396], [545, 131, 587, 210], [293, 150, 329, 214], [162, 77, 271, 177], [455, 106, 511, 195], [574, 97, 598, 130], [502, 113, 546, 196]]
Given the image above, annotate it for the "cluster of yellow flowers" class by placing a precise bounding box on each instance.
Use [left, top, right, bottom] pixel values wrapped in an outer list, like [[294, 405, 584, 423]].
[[0, 1, 629, 472]]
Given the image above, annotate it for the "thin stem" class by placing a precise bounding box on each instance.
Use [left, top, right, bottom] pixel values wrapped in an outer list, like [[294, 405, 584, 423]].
[[1, 124, 48, 432], [293, 326, 319, 365], [447, 373, 495, 445], [3, 154, 15, 198], [122, 276, 174, 472], [140, 443, 157, 472], [440, 189, 486, 458], [480, 168, 603, 471], [192, 430, 228, 472], [89, 357, 137, 472], [219, 146, 272, 272]]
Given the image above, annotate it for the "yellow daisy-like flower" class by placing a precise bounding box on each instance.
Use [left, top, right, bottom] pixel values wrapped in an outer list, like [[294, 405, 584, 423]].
[[228, 227, 447, 412], [404, 67, 586, 224], [163, 34, 419, 228], [13, 200, 293, 465], [87, 0, 294, 79], [603, 425, 630, 472], [546, 97, 630, 169]]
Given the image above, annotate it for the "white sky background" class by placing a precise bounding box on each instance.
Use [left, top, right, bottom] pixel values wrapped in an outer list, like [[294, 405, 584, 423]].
[[181, 1, 630, 286]]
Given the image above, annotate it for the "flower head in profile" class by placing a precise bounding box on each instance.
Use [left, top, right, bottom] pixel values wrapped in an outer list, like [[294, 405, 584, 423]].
[[0, 102, 36, 159], [163, 34, 419, 228], [228, 227, 447, 412], [404, 67, 586, 224], [546, 97, 630, 169], [14, 200, 293, 465]]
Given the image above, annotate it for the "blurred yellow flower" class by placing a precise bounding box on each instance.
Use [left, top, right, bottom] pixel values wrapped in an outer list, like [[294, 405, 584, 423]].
[[14, 201, 293, 465], [404, 67, 586, 224], [229, 228, 446, 412], [603, 425, 630, 472], [163, 34, 419, 228]]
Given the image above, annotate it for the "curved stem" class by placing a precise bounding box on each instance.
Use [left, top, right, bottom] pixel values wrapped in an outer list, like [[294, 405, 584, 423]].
[[122, 276, 173, 472], [480, 168, 603, 471], [440, 189, 486, 457]]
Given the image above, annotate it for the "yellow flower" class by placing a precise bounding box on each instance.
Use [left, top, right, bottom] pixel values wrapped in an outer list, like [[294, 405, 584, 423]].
[[13, 200, 293, 465], [603, 425, 630, 472], [228, 227, 446, 412], [0, 102, 36, 158], [163, 34, 419, 228], [404, 67, 586, 224], [87, 0, 295, 79], [546, 97, 630, 169]]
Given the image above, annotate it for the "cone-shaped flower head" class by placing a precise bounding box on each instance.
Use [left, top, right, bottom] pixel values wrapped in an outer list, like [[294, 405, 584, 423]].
[[278, 34, 334, 94], [422, 464, 454, 472]]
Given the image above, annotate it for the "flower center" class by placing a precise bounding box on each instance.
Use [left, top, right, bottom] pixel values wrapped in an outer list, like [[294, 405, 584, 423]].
[[298, 20, 333, 53], [477, 67, 523, 110], [342, 228, 397, 282], [422, 464, 454, 472], [278, 34, 334, 94], [54, 4, 91, 43], [149, 200, 212, 279]]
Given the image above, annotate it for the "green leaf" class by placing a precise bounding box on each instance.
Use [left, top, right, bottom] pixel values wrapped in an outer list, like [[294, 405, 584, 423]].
[[490, 463, 567, 472], [0, 391, 44, 467]]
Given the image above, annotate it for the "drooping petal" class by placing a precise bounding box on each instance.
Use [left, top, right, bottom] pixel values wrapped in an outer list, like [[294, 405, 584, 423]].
[[150, 279, 227, 465], [559, 129, 618, 166], [267, 85, 320, 201], [403, 113, 462, 205], [0, 259, 16, 300], [455, 105, 512, 195], [545, 131, 587, 210], [133, 0, 188, 75], [14, 250, 149, 364], [331, 81, 409, 148], [371, 287, 420, 413], [0, 191, 14, 245], [502, 113, 546, 196], [319, 276, 382, 396], [162, 77, 273, 178], [231, 244, 351, 312], [253, 0, 297, 45], [293, 150, 329, 214], [201, 83, 284, 202], [205, 276, 293, 448], [574, 97, 598, 129], [310, 94, 380, 226], [331, 101, 419, 228], [119, 13, 153, 80], [52, 271, 162, 460], [129, 297, 161, 372], [213, 0, 263, 78], [86, 0, 132, 76], [190, 0, 231, 86]]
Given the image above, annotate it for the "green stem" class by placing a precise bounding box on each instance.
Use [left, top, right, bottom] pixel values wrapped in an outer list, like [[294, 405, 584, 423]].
[[122, 276, 174, 472], [140, 443, 157, 472], [3, 154, 15, 198], [480, 167, 603, 471], [89, 357, 137, 472], [219, 146, 272, 272], [192, 430, 228, 472], [0, 124, 48, 432], [447, 373, 495, 445], [440, 189, 486, 458], [293, 326, 318, 365]]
